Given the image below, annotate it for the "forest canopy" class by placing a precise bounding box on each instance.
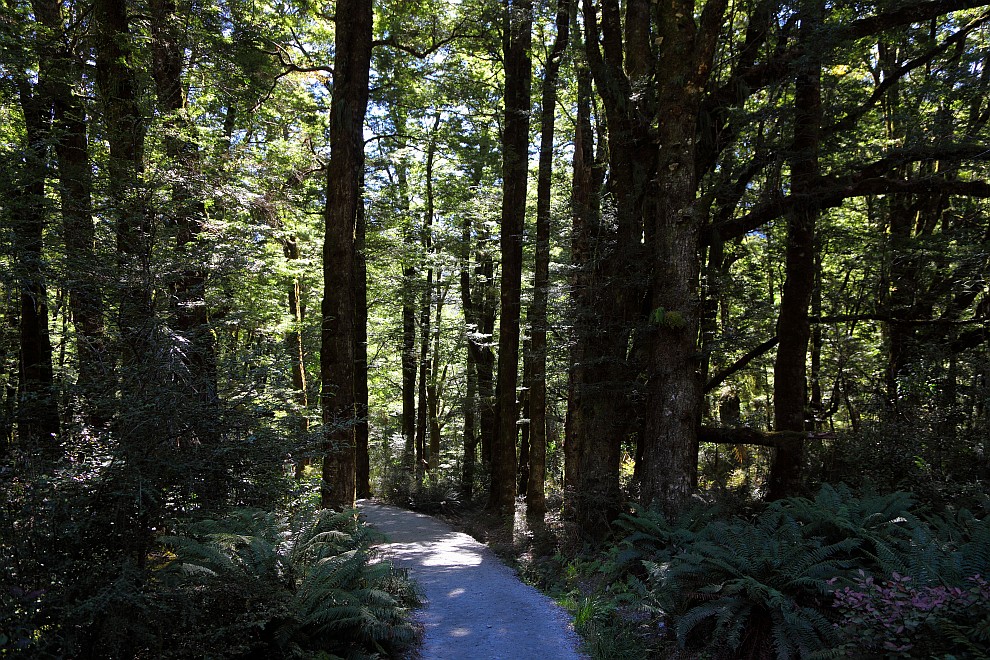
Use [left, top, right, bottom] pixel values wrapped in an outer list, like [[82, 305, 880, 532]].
[[2, 0, 990, 655]]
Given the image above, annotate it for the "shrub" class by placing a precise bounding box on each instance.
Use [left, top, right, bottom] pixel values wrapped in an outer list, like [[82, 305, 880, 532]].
[[830, 571, 990, 657], [614, 485, 989, 659], [641, 509, 848, 659], [157, 507, 419, 658]]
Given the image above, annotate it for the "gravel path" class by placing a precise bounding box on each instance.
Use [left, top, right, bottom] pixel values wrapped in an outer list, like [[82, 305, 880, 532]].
[[357, 500, 586, 660]]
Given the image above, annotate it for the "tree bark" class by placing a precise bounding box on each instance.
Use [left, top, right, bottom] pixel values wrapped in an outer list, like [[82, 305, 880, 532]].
[[321, 0, 372, 510], [416, 245, 432, 476], [489, 0, 532, 513], [459, 138, 494, 495], [423, 116, 441, 472], [564, 57, 596, 514], [572, 0, 654, 535], [525, 0, 570, 520], [12, 77, 60, 452], [518, 339, 531, 496], [149, 0, 223, 504], [399, 163, 418, 475], [768, 0, 823, 500], [93, 0, 155, 568], [355, 176, 371, 498], [31, 0, 106, 411], [461, 350, 478, 497], [638, 0, 728, 516], [283, 236, 311, 478]]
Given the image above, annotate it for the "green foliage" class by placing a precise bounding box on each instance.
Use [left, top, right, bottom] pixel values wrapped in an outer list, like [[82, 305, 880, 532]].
[[830, 571, 990, 658], [579, 485, 990, 660], [157, 507, 419, 658], [637, 510, 845, 658]]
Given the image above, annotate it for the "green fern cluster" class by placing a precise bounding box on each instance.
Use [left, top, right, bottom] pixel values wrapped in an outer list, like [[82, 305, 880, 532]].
[[637, 510, 847, 658], [156, 508, 419, 659], [615, 484, 990, 660]]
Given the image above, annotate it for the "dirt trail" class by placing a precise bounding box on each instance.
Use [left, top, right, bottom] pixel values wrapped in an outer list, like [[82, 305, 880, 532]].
[[357, 500, 586, 660]]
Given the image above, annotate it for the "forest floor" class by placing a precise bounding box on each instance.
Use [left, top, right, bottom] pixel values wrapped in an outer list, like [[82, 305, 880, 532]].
[[357, 500, 587, 660]]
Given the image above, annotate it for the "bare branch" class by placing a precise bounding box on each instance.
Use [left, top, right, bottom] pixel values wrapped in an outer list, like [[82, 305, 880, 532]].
[[705, 336, 779, 392]]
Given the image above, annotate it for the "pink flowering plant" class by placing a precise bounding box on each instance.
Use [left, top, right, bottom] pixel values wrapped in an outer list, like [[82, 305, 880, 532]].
[[829, 570, 990, 657]]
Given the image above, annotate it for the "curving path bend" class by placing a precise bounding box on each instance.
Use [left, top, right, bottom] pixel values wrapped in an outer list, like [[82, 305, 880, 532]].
[[357, 500, 586, 660]]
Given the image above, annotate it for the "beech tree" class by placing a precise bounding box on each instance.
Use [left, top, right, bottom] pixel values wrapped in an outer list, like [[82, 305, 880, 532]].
[[489, 0, 533, 513], [321, 0, 373, 510]]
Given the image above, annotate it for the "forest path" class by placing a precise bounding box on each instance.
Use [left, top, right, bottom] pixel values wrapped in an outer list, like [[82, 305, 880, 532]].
[[357, 500, 586, 660]]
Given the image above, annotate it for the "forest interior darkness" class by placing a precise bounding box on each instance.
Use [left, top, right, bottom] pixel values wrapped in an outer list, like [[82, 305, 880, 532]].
[[2, 0, 990, 656]]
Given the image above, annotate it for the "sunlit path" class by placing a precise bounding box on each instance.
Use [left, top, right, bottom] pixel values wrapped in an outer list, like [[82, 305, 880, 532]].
[[358, 500, 585, 660]]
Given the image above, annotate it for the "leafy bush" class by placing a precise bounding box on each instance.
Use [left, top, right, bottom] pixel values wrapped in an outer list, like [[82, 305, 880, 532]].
[[830, 571, 990, 657], [639, 509, 846, 659], [156, 507, 419, 658], [608, 485, 990, 660]]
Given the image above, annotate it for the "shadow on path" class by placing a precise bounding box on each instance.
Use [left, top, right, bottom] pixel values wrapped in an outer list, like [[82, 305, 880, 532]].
[[358, 500, 585, 660]]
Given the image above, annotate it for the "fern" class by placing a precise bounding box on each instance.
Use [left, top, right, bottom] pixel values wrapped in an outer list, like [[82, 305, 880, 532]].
[[157, 507, 418, 658]]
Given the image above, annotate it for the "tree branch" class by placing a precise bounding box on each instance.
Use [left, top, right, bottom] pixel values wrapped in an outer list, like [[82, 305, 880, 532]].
[[837, 0, 990, 41], [698, 426, 836, 448], [705, 336, 779, 392], [710, 145, 990, 242]]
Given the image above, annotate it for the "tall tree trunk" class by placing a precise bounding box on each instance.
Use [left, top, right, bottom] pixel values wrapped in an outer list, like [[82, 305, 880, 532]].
[[428, 291, 444, 472], [809, 254, 824, 424], [94, 0, 155, 567], [459, 138, 495, 494], [518, 339, 531, 496], [461, 133, 497, 470], [459, 150, 482, 496], [573, 0, 653, 535], [416, 254, 432, 475], [355, 175, 371, 498], [12, 77, 59, 453], [638, 0, 728, 516], [461, 351, 477, 496], [423, 116, 441, 471], [283, 236, 311, 478], [400, 164, 418, 475], [564, 56, 596, 512], [321, 0, 372, 510], [32, 0, 106, 411], [878, 38, 921, 414], [767, 0, 822, 500], [490, 0, 533, 513], [525, 0, 570, 519]]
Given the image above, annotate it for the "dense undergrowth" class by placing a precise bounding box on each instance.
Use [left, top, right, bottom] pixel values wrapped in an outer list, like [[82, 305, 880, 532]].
[[547, 484, 990, 659], [1, 468, 419, 659]]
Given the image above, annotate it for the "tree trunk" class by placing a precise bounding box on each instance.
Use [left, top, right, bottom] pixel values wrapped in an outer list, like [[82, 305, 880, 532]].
[[459, 146, 485, 496], [489, 0, 532, 513], [638, 0, 728, 516], [768, 0, 822, 500], [564, 57, 595, 513], [525, 0, 570, 520], [400, 164, 417, 475], [355, 178, 371, 498], [424, 117, 441, 472], [416, 260, 432, 475], [518, 340, 531, 496], [573, 0, 654, 535], [283, 236, 311, 478], [12, 77, 60, 453], [93, 0, 155, 567], [321, 0, 372, 510], [461, 352, 477, 497], [32, 0, 106, 411]]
